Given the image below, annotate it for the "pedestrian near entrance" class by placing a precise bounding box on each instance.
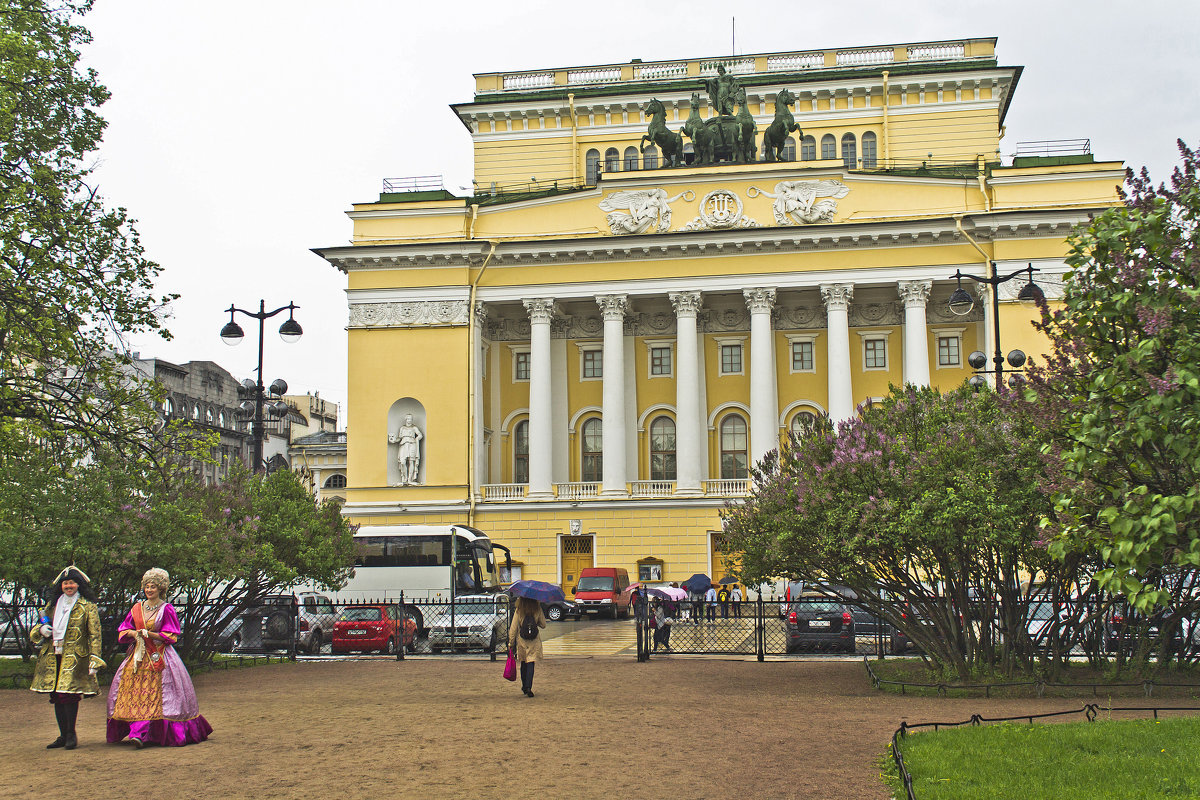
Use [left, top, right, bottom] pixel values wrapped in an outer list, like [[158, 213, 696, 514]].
[[704, 585, 718, 622], [652, 600, 673, 651], [30, 565, 106, 750], [717, 585, 730, 618], [508, 597, 546, 697], [732, 585, 743, 618]]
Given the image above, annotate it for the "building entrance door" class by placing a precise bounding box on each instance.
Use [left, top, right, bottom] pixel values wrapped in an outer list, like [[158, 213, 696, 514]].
[[711, 531, 741, 583], [561, 535, 594, 598]]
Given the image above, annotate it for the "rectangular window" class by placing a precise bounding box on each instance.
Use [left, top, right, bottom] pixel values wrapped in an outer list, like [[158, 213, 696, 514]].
[[864, 339, 887, 369], [938, 336, 961, 367], [650, 346, 672, 376], [514, 351, 530, 381], [720, 344, 742, 375], [582, 349, 602, 379], [791, 341, 814, 371]]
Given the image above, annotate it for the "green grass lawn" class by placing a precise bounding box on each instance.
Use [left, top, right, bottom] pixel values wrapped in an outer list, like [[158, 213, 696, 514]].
[[884, 715, 1200, 799]]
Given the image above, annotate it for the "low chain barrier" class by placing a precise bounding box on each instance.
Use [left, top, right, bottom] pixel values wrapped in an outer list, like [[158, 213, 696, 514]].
[[863, 657, 1200, 697], [890, 703, 1200, 800]]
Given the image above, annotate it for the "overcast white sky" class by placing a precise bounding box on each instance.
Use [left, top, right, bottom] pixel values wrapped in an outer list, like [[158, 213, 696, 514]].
[[79, 0, 1199, 424]]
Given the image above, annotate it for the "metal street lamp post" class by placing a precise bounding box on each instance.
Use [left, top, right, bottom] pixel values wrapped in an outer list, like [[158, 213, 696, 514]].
[[220, 300, 303, 472], [947, 262, 1043, 389]]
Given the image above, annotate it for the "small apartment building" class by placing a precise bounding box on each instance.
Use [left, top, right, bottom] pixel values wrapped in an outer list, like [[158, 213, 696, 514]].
[[315, 38, 1124, 596]]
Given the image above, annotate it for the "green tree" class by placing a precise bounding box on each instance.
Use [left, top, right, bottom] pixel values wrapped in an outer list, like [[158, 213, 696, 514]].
[[722, 385, 1064, 678], [1, 0, 174, 451], [1033, 141, 1200, 638]]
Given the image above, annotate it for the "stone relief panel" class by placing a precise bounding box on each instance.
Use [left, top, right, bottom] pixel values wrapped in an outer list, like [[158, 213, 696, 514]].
[[776, 304, 827, 330], [747, 180, 849, 225], [848, 301, 903, 327], [680, 189, 763, 231], [599, 188, 694, 234], [349, 300, 470, 328]]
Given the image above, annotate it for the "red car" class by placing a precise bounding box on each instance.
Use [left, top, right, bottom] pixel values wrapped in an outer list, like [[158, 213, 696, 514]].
[[331, 604, 416, 655]]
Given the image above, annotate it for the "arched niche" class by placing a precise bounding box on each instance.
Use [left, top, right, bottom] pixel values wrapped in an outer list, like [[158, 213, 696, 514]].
[[387, 398, 427, 486]]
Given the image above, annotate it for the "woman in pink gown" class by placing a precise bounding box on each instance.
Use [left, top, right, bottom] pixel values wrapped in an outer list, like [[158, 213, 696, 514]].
[[106, 568, 212, 747]]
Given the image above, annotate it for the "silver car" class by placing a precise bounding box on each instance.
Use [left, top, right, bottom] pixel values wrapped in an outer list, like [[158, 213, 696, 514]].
[[427, 595, 507, 653]]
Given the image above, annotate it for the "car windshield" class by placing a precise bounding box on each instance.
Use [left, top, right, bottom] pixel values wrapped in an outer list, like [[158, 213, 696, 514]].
[[339, 607, 382, 621], [578, 577, 614, 591], [795, 601, 841, 613]]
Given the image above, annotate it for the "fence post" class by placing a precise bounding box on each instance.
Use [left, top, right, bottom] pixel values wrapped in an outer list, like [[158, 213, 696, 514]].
[[396, 591, 405, 661], [757, 596, 765, 662], [289, 595, 298, 662]]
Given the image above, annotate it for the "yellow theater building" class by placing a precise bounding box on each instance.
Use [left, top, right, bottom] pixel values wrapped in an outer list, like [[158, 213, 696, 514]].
[[315, 38, 1123, 595]]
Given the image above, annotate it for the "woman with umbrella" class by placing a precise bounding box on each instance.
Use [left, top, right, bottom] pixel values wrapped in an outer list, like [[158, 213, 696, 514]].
[[507, 581, 556, 697]]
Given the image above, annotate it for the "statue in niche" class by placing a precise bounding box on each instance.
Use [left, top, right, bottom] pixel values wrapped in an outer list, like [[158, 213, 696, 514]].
[[389, 414, 424, 485], [749, 179, 849, 225], [599, 188, 693, 234]]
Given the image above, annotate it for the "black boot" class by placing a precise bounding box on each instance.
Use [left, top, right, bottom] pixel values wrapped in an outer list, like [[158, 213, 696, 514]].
[[62, 702, 78, 750], [46, 704, 67, 749]]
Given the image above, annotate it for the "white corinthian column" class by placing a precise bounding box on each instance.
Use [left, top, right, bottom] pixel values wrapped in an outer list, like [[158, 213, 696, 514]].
[[898, 280, 932, 387], [744, 288, 779, 467], [821, 283, 855, 423], [670, 291, 703, 496], [596, 294, 629, 497], [523, 298, 556, 499]]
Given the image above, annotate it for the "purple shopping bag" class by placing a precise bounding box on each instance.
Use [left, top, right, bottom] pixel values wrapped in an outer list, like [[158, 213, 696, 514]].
[[503, 649, 517, 681]]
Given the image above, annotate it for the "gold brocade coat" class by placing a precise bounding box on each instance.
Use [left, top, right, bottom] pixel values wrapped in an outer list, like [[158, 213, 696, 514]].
[[29, 599, 106, 696]]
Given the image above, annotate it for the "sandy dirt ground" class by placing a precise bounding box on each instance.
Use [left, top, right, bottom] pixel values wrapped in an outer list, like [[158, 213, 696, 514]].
[[1, 656, 1196, 800]]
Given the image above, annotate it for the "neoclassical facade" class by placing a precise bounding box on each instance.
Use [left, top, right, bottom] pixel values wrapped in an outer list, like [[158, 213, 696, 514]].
[[316, 38, 1123, 594]]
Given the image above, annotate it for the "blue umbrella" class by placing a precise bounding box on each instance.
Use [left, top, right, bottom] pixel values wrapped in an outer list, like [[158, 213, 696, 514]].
[[682, 573, 712, 594], [507, 580, 567, 604]]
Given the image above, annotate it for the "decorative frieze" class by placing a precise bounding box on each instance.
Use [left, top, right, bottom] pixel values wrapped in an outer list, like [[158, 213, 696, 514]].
[[848, 301, 903, 327], [348, 300, 470, 329], [680, 190, 762, 231]]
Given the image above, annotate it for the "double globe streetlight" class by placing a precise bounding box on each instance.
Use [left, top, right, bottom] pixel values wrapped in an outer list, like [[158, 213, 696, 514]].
[[947, 263, 1043, 389], [220, 300, 302, 472]]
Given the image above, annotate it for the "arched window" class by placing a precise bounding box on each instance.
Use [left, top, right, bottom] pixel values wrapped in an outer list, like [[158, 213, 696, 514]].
[[820, 134, 836, 160], [719, 414, 748, 479], [324, 474, 347, 489], [206, 408, 214, 424], [192, 404, 200, 420], [164, 396, 175, 417], [783, 136, 796, 162], [513, 420, 529, 484], [841, 132, 857, 169], [790, 410, 818, 439], [218, 411, 226, 428], [642, 146, 658, 170], [605, 148, 620, 173], [649, 416, 676, 481], [800, 135, 816, 161], [624, 146, 640, 171], [861, 131, 877, 168], [585, 149, 600, 185], [581, 418, 603, 482]]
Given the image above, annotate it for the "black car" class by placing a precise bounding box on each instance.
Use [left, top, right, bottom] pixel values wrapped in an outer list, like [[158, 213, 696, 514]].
[[542, 599, 580, 622], [784, 596, 855, 653], [849, 607, 910, 654]]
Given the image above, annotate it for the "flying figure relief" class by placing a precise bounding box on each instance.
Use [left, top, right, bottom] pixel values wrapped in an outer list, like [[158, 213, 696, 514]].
[[748, 180, 850, 225], [599, 188, 694, 235]]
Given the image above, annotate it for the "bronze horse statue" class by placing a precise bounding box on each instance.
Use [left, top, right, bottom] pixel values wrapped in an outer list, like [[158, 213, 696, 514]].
[[733, 87, 757, 164], [640, 98, 683, 168], [763, 88, 802, 162], [681, 92, 744, 165]]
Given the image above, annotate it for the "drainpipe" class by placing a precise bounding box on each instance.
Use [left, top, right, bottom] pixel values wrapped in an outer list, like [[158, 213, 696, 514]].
[[467, 240, 498, 527], [881, 70, 890, 164], [568, 93, 579, 185], [466, 203, 480, 240], [976, 155, 992, 212]]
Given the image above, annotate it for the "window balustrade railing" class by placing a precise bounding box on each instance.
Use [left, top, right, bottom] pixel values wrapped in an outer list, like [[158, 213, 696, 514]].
[[567, 67, 622, 84], [634, 62, 688, 81], [501, 72, 554, 90], [908, 43, 965, 61], [555, 482, 600, 500], [481, 484, 527, 501], [698, 57, 757, 76], [630, 480, 675, 498], [704, 479, 749, 496]]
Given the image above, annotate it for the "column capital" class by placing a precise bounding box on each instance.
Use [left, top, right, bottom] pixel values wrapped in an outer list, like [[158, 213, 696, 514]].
[[897, 280, 932, 308], [522, 298, 557, 323], [743, 287, 777, 314], [820, 283, 854, 311], [473, 300, 488, 325], [595, 294, 629, 321], [669, 290, 703, 317]]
